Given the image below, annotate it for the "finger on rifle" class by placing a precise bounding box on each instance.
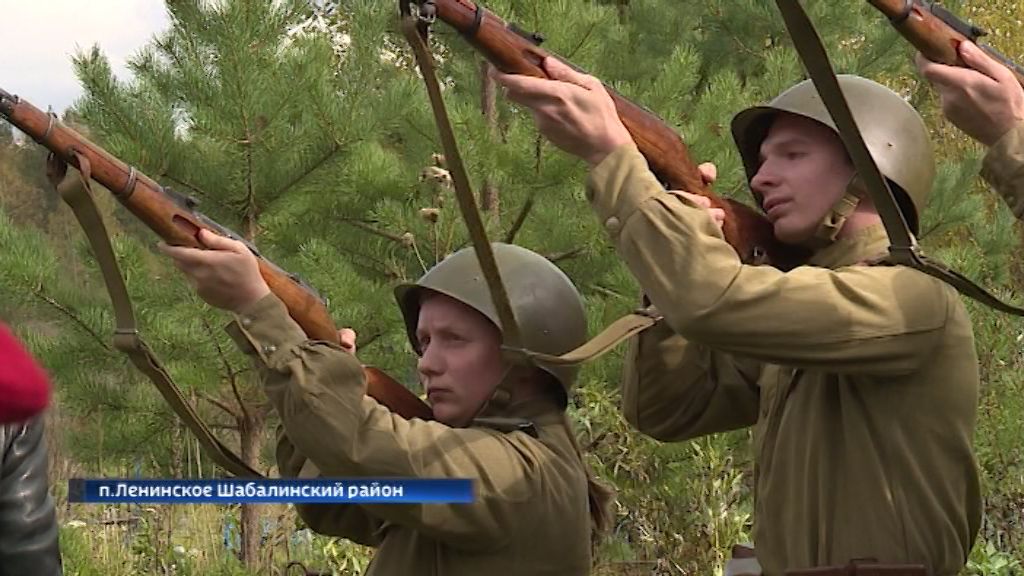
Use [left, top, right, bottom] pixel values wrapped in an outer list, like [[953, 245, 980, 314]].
[[958, 41, 1015, 84], [157, 241, 202, 261], [338, 328, 357, 353], [678, 191, 712, 208], [493, 70, 567, 102], [697, 162, 717, 185], [542, 57, 601, 91], [198, 228, 249, 254], [157, 242, 222, 269], [916, 53, 977, 89]]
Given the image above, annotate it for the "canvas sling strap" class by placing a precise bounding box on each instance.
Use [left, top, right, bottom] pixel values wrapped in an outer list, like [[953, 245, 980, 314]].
[[400, 4, 525, 411], [399, 0, 665, 374], [776, 0, 1024, 317], [45, 151, 262, 479]]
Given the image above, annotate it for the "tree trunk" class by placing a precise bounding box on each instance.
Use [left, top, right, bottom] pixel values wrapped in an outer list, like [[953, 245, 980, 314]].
[[237, 406, 265, 568], [479, 60, 500, 220]]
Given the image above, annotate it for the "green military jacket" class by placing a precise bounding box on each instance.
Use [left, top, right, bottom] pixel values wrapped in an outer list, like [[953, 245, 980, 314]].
[[981, 120, 1024, 220], [587, 145, 981, 576], [225, 295, 592, 576]]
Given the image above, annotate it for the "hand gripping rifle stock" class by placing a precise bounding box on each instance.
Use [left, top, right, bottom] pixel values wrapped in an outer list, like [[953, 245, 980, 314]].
[[0, 87, 433, 421], [868, 0, 1024, 87], [413, 0, 810, 271]]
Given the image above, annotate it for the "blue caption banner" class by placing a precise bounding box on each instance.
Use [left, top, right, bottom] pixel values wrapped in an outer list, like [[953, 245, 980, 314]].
[[68, 478, 474, 504]]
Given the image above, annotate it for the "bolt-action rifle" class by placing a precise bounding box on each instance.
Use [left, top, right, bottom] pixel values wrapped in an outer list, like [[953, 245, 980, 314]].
[[0, 87, 434, 423], [405, 0, 811, 271], [867, 0, 1024, 86]]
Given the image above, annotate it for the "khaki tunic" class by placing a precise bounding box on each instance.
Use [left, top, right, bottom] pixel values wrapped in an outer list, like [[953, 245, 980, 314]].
[[981, 121, 1024, 220], [226, 295, 592, 576], [587, 145, 981, 576]]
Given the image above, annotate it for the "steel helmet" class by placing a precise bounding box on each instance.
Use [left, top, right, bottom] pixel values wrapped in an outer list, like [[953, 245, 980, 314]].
[[731, 75, 934, 233], [394, 243, 588, 396]]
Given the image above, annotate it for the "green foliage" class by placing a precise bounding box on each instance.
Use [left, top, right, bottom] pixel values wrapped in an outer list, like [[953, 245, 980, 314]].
[[3, 0, 1024, 573]]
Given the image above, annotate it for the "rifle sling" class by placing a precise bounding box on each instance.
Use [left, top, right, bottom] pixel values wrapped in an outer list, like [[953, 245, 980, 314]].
[[776, 0, 1024, 317], [399, 6, 670, 370], [46, 152, 262, 478], [400, 9, 525, 352]]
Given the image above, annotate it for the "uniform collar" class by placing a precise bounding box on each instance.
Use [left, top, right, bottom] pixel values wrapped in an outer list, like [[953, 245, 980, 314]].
[[807, 223, 891, 269], [472, 395, 564, 434]]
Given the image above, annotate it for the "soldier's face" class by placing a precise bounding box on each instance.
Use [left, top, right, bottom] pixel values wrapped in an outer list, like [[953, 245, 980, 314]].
[[415, 293, 506, 427], [750, 114, 856, 244]]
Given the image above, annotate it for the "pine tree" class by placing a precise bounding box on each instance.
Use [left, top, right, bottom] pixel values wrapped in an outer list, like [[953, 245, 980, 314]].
[[66, 0, 377, 567], [5, 0, 1022, 572]]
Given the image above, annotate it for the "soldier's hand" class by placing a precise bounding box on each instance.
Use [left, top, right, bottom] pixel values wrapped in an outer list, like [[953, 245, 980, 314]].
[[675, 162, 725, 230], [915, 41, 1024, 147], [158, 229, 271, 314], [491, 57, 634, 167], [338, 328, 357, 355]]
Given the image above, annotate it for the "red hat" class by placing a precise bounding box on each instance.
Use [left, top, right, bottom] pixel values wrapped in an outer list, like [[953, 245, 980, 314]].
[[0, 322, 52, 423]]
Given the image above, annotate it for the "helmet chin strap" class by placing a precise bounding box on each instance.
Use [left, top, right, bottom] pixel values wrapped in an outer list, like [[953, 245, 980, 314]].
[[806, 173, 862, 248], [471, 363, 519, 420]]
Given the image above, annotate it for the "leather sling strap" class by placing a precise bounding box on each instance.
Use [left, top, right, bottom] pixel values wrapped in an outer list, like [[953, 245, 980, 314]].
[[776, 0, 1024, 317], [46, 152, 262, 478]]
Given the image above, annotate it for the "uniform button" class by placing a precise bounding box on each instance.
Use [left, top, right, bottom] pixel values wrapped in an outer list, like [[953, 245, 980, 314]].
[[241, 317, 253, 328], [262, 344, 277, 354], [604, 216, 621, 233]]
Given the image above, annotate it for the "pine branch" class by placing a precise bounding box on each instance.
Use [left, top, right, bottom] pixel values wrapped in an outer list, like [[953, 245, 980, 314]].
[[197, 390, 241, 421], [504, 194, 535, 244], [196, 295, 250, 422], [342, 218, 412, 246], [228, 373, 251, 427], [587, 283, 630, 302], [32, 286, 113, 353], [404, 117, 441, 149], [200, 315, 241, 388], [269, 143, 343, 199], [358, 330, 385, 352], [565, 21, 598, 61], [547, 247, 585, 263]]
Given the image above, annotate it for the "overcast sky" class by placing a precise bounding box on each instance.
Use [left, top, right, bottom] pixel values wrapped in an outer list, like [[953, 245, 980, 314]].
[[1, 1, 170, 113]]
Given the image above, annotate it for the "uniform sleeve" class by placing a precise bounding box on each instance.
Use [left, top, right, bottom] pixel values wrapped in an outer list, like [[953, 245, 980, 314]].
[[275, 426, 384, 547], [622, 314, 760, 441], [586, 145, 950, 376], [227, 294, 548, 551], [981, 121, 1024, 221]]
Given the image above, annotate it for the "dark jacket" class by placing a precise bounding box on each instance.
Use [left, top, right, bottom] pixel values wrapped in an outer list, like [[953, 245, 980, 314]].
[[0, 416, 62, 576]]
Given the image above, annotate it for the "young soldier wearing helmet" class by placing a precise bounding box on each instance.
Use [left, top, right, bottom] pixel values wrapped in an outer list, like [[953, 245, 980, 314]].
[[915, 41, 1024, 220], [493, 58, 981, 575], [159, 238, 612, 575]]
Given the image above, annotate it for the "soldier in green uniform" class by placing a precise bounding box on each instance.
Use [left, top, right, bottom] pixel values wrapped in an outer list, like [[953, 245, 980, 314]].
[[915, 41, 1024, 220], [159, 238, 612, 575], [492, 58, 981, 575]]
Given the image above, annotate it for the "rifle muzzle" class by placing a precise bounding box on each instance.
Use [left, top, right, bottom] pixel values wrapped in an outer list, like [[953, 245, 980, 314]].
[[0, 88, 16, 116]]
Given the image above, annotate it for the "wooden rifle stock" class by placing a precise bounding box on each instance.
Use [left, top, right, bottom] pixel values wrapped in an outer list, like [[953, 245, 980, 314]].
[[868, 0, 1024, 87], [412, 0, 809, 271], [0, 87, 433, 421]]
